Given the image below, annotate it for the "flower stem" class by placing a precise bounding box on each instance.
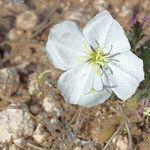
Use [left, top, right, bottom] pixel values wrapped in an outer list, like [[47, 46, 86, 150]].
[[117, 102, 133, 150]]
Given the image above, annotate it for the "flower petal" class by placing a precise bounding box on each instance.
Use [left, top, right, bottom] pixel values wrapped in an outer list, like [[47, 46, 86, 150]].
[[57, 65, 112, 107], [108, 51, 144, 100], [102, 20, 131, 54], [110, 51, 144, 82], [46, 20, 90, 70], [83, 10, 130, 53]]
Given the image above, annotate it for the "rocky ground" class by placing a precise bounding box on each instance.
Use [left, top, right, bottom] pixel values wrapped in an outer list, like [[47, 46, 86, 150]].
[[0, 0, 149, 150]]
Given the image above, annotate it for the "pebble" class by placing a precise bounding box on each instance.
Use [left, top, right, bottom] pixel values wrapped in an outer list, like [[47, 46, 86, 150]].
[[8, 28, 24, 41], [0, 103, 35, 143], [112, 135, 128, 150], [33, 123, 49, 144], [30, 105, 40, 114], [13, 138, 26, 149], [43, 96, 62, 117], [16, 11, 38, 31], [0, 67, 20, 97]]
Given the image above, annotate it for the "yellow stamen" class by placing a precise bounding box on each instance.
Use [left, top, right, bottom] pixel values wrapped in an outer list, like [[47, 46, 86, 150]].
[[88, 48, 106, 66]]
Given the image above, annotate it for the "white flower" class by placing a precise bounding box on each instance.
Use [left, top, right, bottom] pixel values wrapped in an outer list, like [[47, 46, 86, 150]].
[[46, 10, 144, 107]]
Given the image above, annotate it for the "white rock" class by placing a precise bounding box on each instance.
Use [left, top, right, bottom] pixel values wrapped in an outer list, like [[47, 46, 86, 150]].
[[0, 104, 35, 143], [33, 123, 49, 143], [43, 96, 62, 117], [9, 144, 19, 150], [0, 67, 20, 97], [112, 135, 128, 150], [14, 138, 26, 148], [43, 96, 54, 111]]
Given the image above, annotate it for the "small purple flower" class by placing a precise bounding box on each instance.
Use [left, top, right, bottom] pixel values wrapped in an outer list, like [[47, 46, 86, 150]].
[[131, 15, 138, 26], [130, 15, 150, 27], [141, 16, 150, 26]]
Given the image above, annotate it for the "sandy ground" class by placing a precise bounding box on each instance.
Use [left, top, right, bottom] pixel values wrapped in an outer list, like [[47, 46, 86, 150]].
[[0, 0, 149, 150]]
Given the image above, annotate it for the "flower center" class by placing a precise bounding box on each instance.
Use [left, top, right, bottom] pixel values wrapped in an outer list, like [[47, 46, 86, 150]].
[[88, 48, 106, 66]]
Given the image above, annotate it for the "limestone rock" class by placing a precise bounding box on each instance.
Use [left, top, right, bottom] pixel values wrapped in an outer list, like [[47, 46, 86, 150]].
[[0, 103, 35, 143]]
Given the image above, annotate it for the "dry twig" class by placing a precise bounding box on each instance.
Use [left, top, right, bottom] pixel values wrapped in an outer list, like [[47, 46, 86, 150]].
[[27, 141, 48, 150], [0, 94, 14, 103]]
